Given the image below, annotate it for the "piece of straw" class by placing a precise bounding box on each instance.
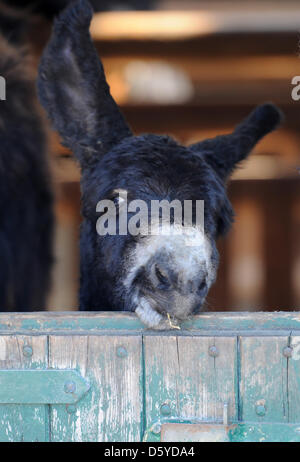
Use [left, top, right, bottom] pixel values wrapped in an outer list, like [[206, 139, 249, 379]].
[[167, 313, 181, 330]]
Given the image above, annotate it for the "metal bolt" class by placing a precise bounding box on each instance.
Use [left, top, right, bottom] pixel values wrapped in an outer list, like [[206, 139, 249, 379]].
[[152, 423, 161, 435], [255, 404, 266, 417], [160, 403, 171, 416], [64, 381, 76, 394], [22, 345, 33, 358], [116, 346, 128, 358], [66, 404, 77, 414], [283, 346, 293, 358], [208, 346, 219, 357]]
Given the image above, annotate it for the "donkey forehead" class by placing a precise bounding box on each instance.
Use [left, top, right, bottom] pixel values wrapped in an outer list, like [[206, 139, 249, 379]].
[[98, 135, 211, 190], [102, 134, 201, 168]]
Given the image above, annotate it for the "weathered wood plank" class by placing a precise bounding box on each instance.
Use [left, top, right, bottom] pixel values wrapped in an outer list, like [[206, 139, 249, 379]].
[[0, 312, 300, 334], [144, 336, 180, 431], [286, 335, 300, 423], [240, 336, 289, 423], [49, 335, 142, 442], [177, 336, 237, 422], [143, 336, 236, 435], [0, 336, 48, 442]]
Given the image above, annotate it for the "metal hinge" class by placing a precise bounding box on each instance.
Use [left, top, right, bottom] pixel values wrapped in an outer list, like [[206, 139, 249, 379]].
[[0, 369, 90, 404]]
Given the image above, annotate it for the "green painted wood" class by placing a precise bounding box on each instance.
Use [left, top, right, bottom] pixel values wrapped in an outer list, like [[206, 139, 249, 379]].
[[0, 311, 300, 334], [0, 336, 49, 442], [143, 336, 237, 440], [0, 370, 90, 404], [240, 336, 289, 423], [48, 335, 143, 442], [229, 423, 300, 442], [0, 404, 49, 442], [285, 335, 300, 423], [0, 314, 300, 442]]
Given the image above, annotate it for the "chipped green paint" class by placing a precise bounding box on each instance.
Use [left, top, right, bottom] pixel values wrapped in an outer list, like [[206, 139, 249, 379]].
[[47, 335, 142, 442], [0, 336, 49, 442], [0, 312, 300, 442], [230, 423, 300, 442], [0, 370, 90, 404], [0, 405, 50, 442], [240, 337, 289, 423], [0, 311, 300, 335]]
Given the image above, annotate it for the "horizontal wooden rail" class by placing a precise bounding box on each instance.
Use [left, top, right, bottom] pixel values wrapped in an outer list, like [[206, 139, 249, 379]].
[[0, 311, 300, 335], [90, 10, 300, 41]]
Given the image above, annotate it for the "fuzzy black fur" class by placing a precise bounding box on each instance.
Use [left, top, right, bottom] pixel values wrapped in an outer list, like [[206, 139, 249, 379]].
[[3, 0, 156, 19], [0, 2, 29, 45], [190, 103, 283, 180], [38, 0, 283, 315], [0, 5, 54, 311]]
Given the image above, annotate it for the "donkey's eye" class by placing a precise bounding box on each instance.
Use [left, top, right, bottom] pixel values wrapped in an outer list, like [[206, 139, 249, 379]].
[[113, 195, 125, 207], [155, 265, 170, 287], [111, 189, 127, 209]]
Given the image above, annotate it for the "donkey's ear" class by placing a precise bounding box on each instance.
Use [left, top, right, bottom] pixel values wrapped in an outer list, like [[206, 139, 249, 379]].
[[190, 104, 283, 180], [37, 0, 132, 168]]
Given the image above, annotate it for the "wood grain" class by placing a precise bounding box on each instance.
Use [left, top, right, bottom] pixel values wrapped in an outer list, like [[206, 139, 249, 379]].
[[240, 336, 289, 423], [286, 335, 300, 423], [143, 335, 236, 433], [0, 336, 48, 442], [49, 335, 142, 442]]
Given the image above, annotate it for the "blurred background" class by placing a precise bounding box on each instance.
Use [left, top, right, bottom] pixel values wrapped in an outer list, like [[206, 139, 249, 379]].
[[4, 0, 300, 312]]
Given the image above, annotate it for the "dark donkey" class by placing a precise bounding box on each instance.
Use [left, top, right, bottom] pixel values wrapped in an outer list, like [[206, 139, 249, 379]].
[[38, 0, 282, 328], [0, 2, 54, 311]]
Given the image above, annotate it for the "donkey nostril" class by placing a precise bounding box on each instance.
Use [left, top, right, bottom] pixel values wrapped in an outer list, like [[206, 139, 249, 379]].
[[154, 264, 170, 288], [198, 280, 207, 293]]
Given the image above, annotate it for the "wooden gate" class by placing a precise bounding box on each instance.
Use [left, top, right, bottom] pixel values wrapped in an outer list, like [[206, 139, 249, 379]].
[[1, 311, 300, 442]]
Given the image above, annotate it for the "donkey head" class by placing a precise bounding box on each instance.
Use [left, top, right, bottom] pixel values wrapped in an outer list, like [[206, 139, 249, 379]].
[[38, 0, 283, 328]]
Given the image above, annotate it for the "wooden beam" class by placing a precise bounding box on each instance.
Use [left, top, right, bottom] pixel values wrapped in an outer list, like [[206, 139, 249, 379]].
[[90, 10, 300, 41], [0, 311, 300, 334]]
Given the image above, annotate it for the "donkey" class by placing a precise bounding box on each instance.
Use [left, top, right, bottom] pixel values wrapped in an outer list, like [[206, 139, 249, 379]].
[[0, 2, 54, 311], [4, 0, 156, 19], [38, 0, 282, 328]]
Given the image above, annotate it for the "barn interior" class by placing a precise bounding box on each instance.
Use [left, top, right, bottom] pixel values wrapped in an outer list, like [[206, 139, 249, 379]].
[[6, 0, 300, 313]]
